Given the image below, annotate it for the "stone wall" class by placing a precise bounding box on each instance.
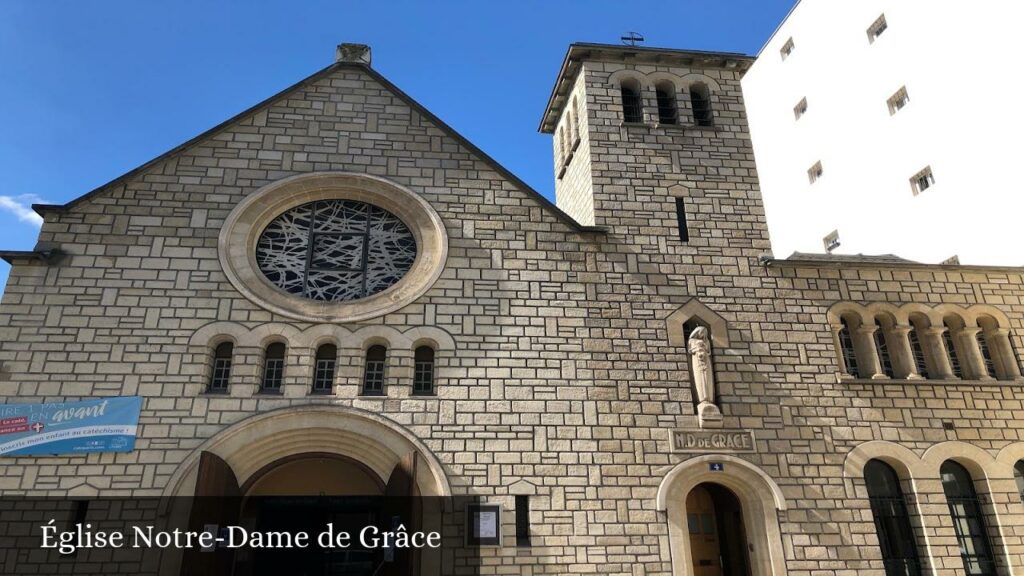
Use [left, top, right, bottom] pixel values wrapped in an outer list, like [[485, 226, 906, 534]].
[[0, 57, 1023, 576]]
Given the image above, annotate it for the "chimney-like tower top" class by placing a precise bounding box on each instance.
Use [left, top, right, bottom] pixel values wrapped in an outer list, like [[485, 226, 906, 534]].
[[336, 43, 372, 66]]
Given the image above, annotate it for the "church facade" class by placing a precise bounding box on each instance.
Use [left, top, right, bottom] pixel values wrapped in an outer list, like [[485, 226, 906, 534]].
[[1, 42, 1023, 576]]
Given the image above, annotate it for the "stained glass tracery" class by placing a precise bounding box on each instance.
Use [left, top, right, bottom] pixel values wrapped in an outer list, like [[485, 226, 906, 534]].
[[256, 200, 416, 301]]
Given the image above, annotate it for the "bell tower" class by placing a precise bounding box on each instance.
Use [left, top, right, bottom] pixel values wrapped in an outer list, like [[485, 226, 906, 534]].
[[539, 43, 771, 258]]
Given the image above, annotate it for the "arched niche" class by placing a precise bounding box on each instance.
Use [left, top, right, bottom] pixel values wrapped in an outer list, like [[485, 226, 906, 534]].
[[666, 298, 731, 349]]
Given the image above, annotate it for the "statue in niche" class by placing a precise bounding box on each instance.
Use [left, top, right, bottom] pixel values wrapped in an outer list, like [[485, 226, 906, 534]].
[[688, 325, 723, 427]]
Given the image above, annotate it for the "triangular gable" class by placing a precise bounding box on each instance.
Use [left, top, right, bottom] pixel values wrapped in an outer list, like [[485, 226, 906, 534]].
[[32, 62, 603, 234]]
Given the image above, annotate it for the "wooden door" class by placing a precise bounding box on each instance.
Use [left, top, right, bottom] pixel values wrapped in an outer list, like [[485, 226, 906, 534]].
[[181, 451, 241, 575], [687, 486, 723, 576]]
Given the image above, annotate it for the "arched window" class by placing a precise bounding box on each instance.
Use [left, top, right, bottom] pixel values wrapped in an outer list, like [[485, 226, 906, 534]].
[[976, 331, 996, 378], [572, 95, 582, 141], [208, 342, 233, 393], [312, 344, 337, 393], [1014, 461, 1024, 504], [943, 319, 963, 378], [873, 320, 895, 378], [838, 317, 859, 377], [620, 80, 643, 123], [908, 324, 929, 378], [689, 83, 714, 127], [940, 460, 997, 576], [260, 342, 285, 392], [412, 346, 436, 396], [362, 345, 387, 396], [655, 82, 679, 125], [557, 126, 566, 164], [567, 106, 577, 144], [864, 460, 921, 576]]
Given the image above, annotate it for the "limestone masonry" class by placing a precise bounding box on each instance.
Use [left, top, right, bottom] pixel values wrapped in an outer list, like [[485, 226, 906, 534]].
[[1, 42, 1022, 576]]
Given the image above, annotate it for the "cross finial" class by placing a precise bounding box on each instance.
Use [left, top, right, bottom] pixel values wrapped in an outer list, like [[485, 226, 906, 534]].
[[621, 32, 645, 47]]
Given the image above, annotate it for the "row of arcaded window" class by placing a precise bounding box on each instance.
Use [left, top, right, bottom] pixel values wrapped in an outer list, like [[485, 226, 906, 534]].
[[557, 95, 583, 169], [864, 457, 1024, 576], [207, 341, 436, 396], [835, 312, 1021, 381], [619, 80, 713, 127]]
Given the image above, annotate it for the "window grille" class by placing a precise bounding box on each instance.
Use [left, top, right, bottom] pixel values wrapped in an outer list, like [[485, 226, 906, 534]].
[[690, 85, 714, 126], [412, 346, 435, 395], [977, 332, 996, 378], [621, 82, 643, 123], [908, 327, 929, 378], [888, 87, 910, 115], [943, 325, 963, 378], [839, 319, 859, 377], [312, 344, 337, 393], [794, 97, 808, 120], [208, 342, 233, 392], [780, 37, 795, 60], [261, 342, 285, 391], [868, 14, 888, 43], [874, 323, 895, 378], [940, 461, 997, 576], [911, 167, 935, 195], [808, 161, 823, 184], [362, 345, 387, 395], [865, 460, 922, 576]]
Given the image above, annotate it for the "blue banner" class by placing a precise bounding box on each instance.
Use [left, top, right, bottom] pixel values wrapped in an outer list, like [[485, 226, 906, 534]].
[[0, 396, 142, 456]]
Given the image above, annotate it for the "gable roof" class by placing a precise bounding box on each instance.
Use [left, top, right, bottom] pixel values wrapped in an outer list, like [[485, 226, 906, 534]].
[[32, 61, 604, 234]]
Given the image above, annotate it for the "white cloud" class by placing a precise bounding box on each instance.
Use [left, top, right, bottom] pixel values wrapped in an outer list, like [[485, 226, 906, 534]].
[[0, 194, 44, 227]]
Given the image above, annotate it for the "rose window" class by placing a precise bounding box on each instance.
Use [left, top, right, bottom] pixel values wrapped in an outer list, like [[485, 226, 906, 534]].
[[255, 200, 417, 301]]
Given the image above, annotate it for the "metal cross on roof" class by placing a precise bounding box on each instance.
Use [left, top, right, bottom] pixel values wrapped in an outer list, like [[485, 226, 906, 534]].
[[621, 32, 645, 47]]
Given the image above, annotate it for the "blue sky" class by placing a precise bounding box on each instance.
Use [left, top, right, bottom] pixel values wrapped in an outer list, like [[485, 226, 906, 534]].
[[0, 0, 794, 290]]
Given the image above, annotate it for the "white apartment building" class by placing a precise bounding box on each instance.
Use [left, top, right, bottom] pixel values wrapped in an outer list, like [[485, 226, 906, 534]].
[[743, 0, 1024, 266]]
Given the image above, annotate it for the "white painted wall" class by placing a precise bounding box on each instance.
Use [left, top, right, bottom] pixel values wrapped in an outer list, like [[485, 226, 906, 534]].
[[743, 0, 1024, 265]]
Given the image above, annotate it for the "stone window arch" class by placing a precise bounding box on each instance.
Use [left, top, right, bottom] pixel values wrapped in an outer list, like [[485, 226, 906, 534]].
[[311, 343, 337, 394], [655, 81, 679, 125], [208, 341, 234, 393], [620, 78, 643, 123], [864, 459, 922, 575], [940, 460, 998, 575], [572, 95, 582, 143], [260, 341, 286, 393], [412, 345, 436, 396], [975, 314, 1021, 381], [362, 344, 387, 396], [689, 82, 714, 127]]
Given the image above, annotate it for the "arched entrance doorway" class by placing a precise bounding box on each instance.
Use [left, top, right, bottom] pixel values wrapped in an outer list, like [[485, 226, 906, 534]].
[[162, 406, 450, 576], [657, 455, 788, 576], [686, 483, 751, 576], [235, 453, 391, 576]]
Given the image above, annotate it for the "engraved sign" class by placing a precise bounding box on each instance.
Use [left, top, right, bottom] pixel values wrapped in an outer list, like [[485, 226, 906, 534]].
[[670, 429, 756, 453]]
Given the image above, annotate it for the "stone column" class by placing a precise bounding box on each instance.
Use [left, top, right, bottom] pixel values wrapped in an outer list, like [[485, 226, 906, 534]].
[[854, 325, 886, 379], [958, 326, 995, 381], [923, 326, 955, 380], [988, 328, 1023, 381], [891, 325, 923, 379]]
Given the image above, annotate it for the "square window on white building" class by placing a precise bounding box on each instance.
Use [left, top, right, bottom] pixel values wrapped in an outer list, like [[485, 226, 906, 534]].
[[867, 14, 888, 43], [887, 87, 910, 115], [823, 230, 840, 252], [794, 97, 808, 120], [807, 161, 823, 184], [780, 38, 795, 60], [910, 166, 935, 195]]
